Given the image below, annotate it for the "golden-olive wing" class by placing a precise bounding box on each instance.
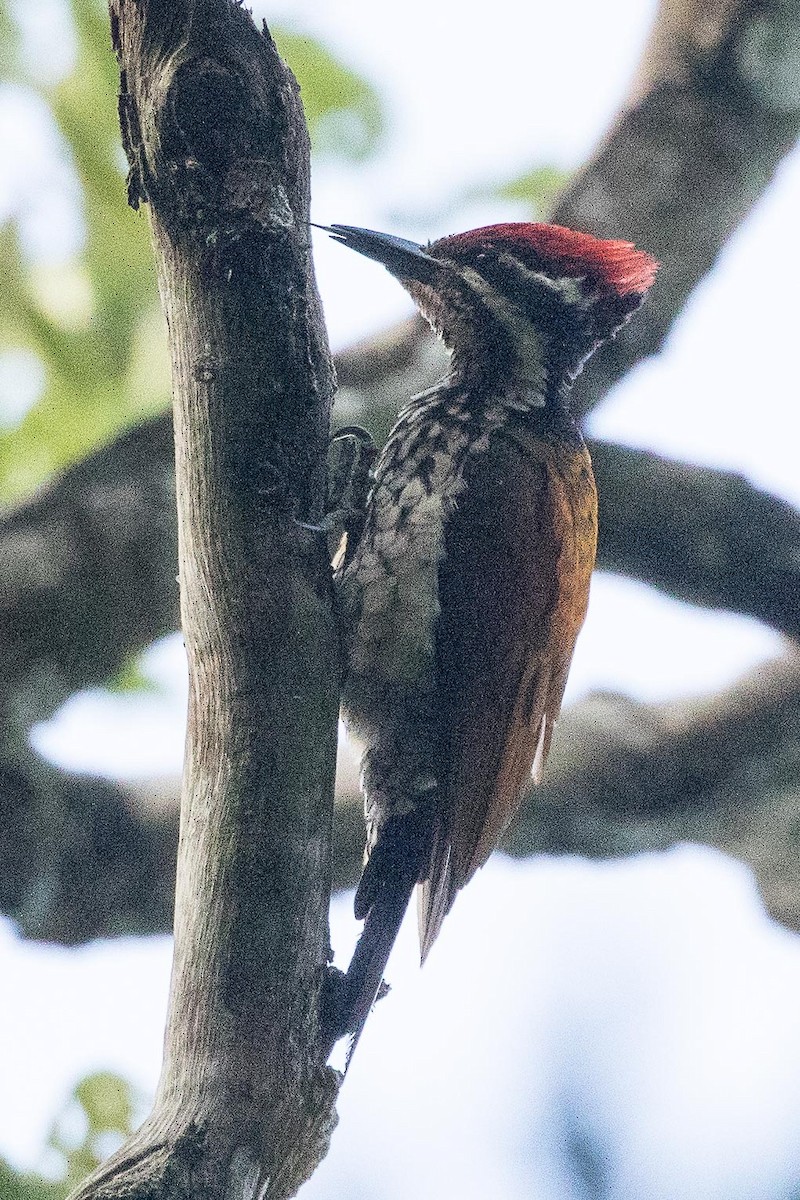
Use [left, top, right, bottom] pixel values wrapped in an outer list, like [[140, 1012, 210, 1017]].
[[417, 425, 597, 958]]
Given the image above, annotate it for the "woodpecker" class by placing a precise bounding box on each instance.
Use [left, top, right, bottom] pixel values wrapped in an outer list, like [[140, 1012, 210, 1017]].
[[321, 221, 657, 1056]]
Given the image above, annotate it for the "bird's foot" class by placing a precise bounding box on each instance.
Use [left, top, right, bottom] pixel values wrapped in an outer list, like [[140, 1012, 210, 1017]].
[[325, 425, 376, 565], [320, 960, 390, 1056]]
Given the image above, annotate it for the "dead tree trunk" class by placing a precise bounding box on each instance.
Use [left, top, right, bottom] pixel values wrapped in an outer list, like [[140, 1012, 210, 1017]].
[[70, 2, 341, 1196]]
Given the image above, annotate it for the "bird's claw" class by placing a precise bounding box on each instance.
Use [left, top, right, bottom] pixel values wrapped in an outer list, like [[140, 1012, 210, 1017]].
[[326, 426, 377, 565]]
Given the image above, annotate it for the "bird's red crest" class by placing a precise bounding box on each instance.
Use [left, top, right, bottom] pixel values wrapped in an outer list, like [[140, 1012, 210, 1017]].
[[436, 222, 658, 297]]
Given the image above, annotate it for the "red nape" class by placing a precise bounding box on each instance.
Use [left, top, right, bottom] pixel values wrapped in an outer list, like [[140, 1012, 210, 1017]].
[[436, 222, 659, 296]]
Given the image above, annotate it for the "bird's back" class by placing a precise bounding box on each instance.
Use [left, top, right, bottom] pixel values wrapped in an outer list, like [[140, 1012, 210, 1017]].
[[419, 417, 597, 954]]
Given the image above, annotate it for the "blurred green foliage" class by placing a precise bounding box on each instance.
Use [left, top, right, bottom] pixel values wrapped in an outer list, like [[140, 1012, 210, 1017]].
[[0, 1160, 63, 1200], [105, 649, 161, 695], [0, 1071, 139, 1199], [0, 0, 163, 500], [0, 0, 386, 501], [48, 1070, 138, 1189], [274, 28, 384, 161], [493, 164, 569, 210], [455, 163, 570, 218]]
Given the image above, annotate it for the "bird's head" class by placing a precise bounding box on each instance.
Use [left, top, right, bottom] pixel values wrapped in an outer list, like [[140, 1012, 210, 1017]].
[[319, 221, 657, 393]]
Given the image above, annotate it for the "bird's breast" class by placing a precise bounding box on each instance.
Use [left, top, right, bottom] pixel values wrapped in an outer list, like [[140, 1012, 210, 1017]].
[[338, 410, 471, 693]]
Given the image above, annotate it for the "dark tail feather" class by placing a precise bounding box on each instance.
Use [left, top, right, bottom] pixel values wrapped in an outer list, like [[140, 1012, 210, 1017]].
[[322, 806, 434, 1067], [341, 876, 415, 1069]]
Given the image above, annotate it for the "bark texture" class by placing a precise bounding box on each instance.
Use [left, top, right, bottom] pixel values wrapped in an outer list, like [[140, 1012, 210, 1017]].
[[68, 3, 340, 1198]]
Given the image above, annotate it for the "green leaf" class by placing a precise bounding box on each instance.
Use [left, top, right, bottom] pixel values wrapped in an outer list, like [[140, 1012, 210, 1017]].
[[495, 164, 571, 211], [72, 1072, 136, 1137], [47, 1071, 139, 1187], [439, 164, 571, 225], [106, 651, 161, 695], [0, 1070, 139, 1198], [0, 1158, 66, 1200]]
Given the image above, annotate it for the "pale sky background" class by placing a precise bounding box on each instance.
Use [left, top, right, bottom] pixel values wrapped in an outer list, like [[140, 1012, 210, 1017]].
[[2, 0, 800, 1196]]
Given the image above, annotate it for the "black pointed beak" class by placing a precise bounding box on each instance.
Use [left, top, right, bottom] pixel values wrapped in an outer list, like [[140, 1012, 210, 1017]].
[[313, 223, 442, 286]]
